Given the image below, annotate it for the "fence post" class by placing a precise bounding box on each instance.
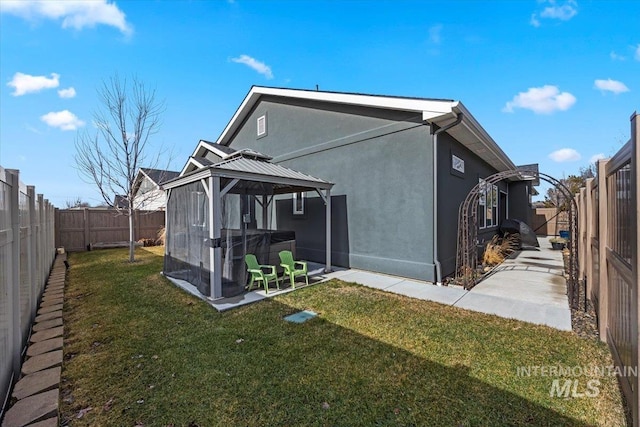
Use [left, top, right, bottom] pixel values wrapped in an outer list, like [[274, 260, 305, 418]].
[[135, 210, 140, 242], [576, 190, 585, 281], [47, 201, 54, 263], [27, 186, 37, 319], [54, 207, 59, 250], [7, 170, 21, 380], [631, 111, 639, 427], [37, 194, 47, 292], [585, 178, 594, 299], [83, 207, 90, 250], [597, 159, 609, 343]]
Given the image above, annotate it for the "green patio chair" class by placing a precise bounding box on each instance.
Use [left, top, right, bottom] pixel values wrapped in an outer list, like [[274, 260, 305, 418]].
[[279, 250, 309, 289], [245, 254, 280, 294]]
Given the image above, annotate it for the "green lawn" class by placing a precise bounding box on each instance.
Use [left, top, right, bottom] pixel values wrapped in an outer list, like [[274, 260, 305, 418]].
[[60, 247, 627, 426]]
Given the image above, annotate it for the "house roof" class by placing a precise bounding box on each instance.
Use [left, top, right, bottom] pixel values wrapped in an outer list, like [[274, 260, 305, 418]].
[[140, 168, 180, 185], [166, 151, 332, 193], [517, 163, 541, 186], [183, 86, 517, 175], [113, 195, 128, 209]]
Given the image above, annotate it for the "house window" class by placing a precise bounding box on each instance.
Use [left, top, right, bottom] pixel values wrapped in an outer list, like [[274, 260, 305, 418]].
[[478, 178, 498, 229], [293, 191, 304, 215], [257, 114, 267, 138]]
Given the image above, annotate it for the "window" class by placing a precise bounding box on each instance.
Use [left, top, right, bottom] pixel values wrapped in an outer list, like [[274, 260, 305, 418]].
[[293, 191, 304, 215], [257, 114, 267, 138], [478, 178, 498, 229]]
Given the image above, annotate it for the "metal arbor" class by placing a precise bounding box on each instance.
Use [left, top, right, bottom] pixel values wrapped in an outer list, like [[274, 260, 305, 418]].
[[455, 170, 581, 309]]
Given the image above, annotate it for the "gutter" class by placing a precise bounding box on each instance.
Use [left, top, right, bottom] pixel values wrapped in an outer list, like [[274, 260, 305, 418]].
[[429, 112, 463, 285]]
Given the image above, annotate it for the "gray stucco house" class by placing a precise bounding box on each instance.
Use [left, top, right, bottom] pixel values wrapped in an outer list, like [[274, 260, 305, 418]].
[[166, 86, 533, 297]]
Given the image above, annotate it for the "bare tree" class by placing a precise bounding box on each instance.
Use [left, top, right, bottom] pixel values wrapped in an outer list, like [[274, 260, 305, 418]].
[[75, 74, 167, 262], [64, 196, 91, 209]]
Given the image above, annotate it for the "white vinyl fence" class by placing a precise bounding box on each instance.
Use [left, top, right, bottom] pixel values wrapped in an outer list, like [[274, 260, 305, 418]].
[[0, 167, 56, 414]]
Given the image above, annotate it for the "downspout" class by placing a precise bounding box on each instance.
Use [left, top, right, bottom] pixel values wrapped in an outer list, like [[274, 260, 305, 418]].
[[429, 112, 463, 285]]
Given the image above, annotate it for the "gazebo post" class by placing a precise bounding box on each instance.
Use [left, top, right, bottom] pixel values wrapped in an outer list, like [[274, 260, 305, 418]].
[[210, 175, 222, 299], [325, 188, 332, 273], [262, 195, 268, 229]]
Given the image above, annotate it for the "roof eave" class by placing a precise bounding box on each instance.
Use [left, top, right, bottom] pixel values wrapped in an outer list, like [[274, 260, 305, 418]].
[[450, 102, 516, 172], [217, 86, 456, 147], [166, 164, 334, 191]]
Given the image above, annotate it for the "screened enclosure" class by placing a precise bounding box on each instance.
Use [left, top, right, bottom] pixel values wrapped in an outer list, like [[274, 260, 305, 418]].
[[163, 151, 333, 299]]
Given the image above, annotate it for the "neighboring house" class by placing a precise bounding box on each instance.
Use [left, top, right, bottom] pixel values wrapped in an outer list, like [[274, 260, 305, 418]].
[[171, 86, 535, 297], [113, 194, 129, 209], [131, 168, 180, 211]]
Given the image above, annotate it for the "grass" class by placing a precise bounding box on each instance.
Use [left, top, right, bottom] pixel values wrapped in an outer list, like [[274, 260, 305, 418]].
[[60, 247, 627, 426]]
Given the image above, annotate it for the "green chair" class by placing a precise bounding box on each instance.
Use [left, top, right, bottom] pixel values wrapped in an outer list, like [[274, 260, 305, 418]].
[[245, 254, 280, 294], [279, 250, 309, 289]]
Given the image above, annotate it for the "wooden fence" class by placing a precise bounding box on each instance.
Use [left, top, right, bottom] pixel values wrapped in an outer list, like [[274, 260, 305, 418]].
[[531, 208, 569, 236], [55, 208, 165, 252], [0, 167, 56, 415], [576, 112, 639, 426]]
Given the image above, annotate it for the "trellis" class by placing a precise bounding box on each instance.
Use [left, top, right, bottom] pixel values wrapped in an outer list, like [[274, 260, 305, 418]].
[[455, 170, 581, 310]]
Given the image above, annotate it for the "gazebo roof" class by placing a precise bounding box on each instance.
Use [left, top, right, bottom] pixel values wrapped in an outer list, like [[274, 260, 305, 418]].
[[164, 151, 332, 194]]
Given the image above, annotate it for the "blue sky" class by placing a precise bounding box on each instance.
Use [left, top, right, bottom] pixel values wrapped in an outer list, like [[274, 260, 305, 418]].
[[1, 0, 638, 207]]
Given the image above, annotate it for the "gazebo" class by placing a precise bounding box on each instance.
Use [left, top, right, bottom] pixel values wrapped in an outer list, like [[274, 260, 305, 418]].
[[162, 150, 334, 299]]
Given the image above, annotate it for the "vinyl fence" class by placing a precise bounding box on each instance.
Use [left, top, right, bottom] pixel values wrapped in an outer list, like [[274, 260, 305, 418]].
[[55, 208, 165, 252], [577, 112, 639, 426], [0, 167, 56, 414]]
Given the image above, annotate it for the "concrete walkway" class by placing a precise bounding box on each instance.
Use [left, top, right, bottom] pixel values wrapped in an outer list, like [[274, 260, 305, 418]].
[[318, 237, 572, 331], [456, 237, 572, 330], [167, 237, 572, 331]]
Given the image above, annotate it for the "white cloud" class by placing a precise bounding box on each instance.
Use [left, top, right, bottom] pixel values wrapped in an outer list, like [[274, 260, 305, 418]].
[[40, 110, 85, 130], [610, 51, 625, 61], [549, 148, 581, 162], [58, 87, 77, 98], [7, 72, 59, 96], [503, 85, 576, 114], [25, 124, 44, 135], [428, 24, 442, 44], [531, 0, 578, 26], [635, 44, 640, 61], [590, 153, 606, 164], [231, 55, 274, 79], [594, 78, 629, 94], [530, 14, 541, 27], [0, 0, 132, 35], [540, 1, 578, 20]]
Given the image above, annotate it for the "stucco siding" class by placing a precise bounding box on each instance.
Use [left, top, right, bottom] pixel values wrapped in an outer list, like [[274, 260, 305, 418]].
[[227, 96, 436, 281], [508, 181, 533, 226], [436, 131, 507, 278]]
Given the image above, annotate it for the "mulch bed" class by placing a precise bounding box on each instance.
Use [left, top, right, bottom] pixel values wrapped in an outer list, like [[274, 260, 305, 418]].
[[570, 285, 600, 340]]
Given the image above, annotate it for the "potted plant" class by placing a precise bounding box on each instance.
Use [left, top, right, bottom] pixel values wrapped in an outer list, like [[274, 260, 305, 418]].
[[549, 237, 566, 250]]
